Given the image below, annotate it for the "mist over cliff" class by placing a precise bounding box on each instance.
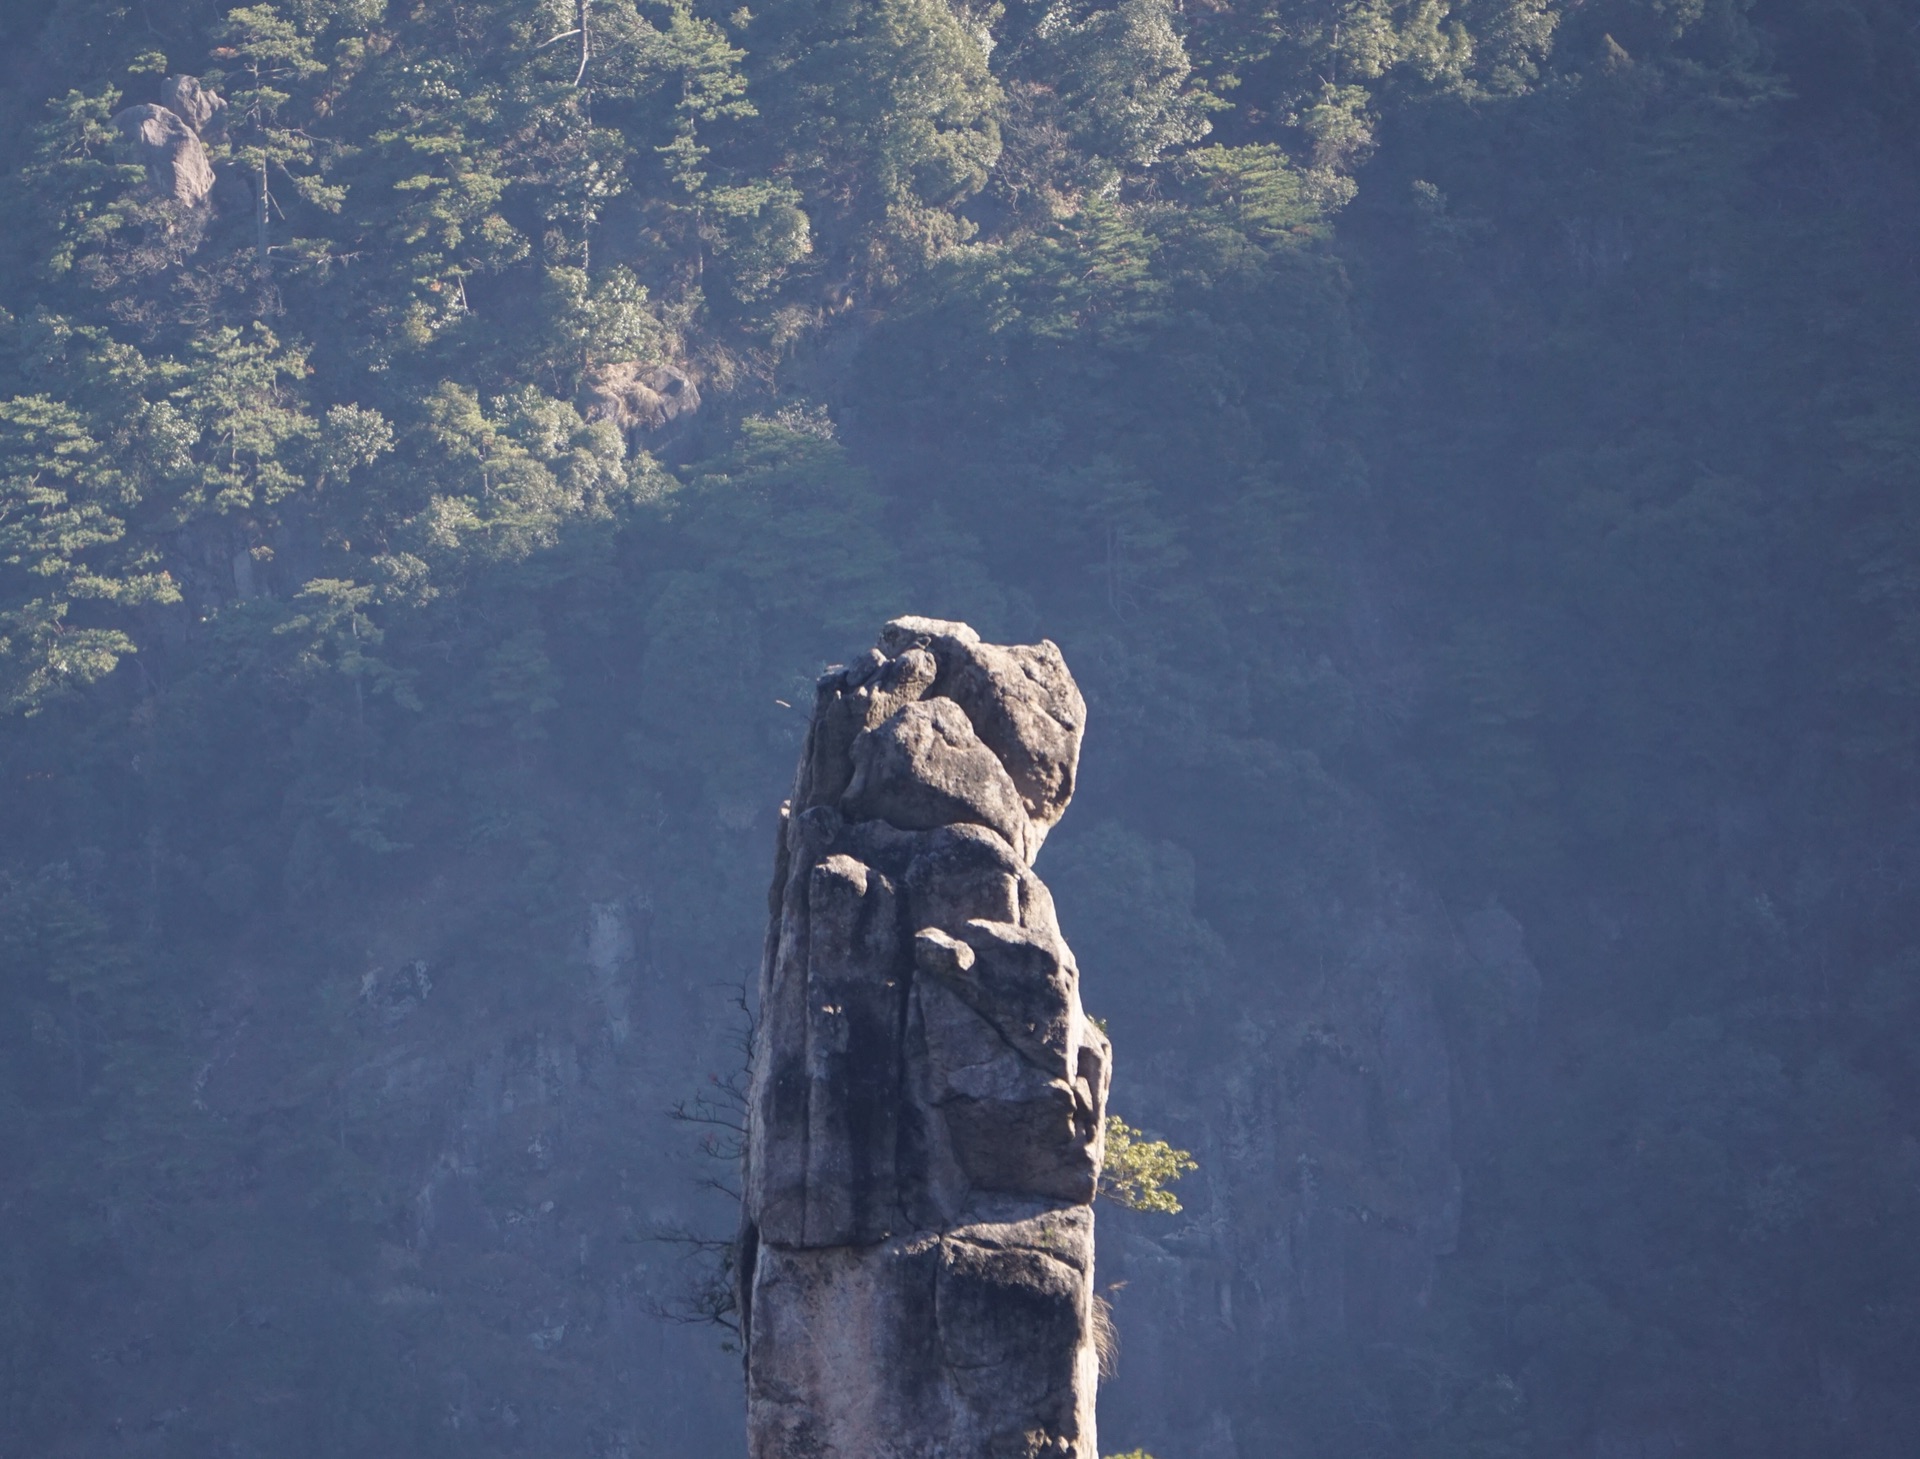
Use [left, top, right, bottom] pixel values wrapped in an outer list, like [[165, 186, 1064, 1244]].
[[1, 0, 1917, 1455]]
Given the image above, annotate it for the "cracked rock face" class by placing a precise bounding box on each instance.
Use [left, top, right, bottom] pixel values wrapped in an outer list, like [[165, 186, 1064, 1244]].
[[742, 618, 1107, 1459]]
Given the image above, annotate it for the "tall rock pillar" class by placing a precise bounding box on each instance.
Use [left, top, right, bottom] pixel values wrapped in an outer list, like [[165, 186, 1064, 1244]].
[[741, 617, 1109, 1459]]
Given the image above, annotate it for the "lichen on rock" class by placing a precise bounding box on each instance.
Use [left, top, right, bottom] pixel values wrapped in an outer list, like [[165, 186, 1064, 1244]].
[[742, 617, 1107, 1459]]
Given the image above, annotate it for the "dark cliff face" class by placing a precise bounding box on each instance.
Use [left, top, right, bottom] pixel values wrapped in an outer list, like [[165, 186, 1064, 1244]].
[[1063, 849, 1521, 1458]]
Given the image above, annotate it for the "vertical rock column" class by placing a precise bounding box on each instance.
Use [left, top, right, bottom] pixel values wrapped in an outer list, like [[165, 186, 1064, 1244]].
[[741, 618, 1110, 1459]]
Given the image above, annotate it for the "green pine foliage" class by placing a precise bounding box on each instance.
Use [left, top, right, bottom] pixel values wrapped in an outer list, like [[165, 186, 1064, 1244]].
[[1100, 1116, 1198, 1213]]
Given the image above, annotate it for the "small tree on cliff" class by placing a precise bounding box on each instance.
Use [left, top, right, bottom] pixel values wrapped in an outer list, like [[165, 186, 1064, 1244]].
[[211, 5, 333, 269], [1099, 1116, 1197, 1214]]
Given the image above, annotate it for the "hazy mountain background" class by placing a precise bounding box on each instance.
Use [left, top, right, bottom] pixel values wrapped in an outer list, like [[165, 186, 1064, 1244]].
[[1, 0, 1917, 1454]]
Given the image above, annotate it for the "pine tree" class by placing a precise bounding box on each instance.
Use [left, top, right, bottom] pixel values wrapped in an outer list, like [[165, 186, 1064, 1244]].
[[210, 5, 334, 270]]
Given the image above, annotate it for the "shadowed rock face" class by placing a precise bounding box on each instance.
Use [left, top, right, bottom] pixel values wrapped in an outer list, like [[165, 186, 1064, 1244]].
[[742, 618, 1108, 1459]]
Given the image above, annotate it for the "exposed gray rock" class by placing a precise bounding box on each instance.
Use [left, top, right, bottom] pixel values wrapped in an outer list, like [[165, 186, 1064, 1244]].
[[743, 619, 1105, 1459], [160, 75, 227, 139], [111, 103, 215, 209], [580, 361, 701, 434], [843, 697, 1037, 861], [875, 618, 1085, 834]]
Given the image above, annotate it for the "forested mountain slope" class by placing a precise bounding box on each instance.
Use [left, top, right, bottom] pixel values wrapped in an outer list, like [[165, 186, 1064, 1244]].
[[1, 0, 1917, 1454]]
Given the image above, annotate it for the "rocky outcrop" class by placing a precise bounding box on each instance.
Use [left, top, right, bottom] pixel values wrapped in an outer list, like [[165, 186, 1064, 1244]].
[[742, 617, 1108, 1459], [581, 361, 700, 434], [161, 75, 228, 140], [111, 102, 215, 209]]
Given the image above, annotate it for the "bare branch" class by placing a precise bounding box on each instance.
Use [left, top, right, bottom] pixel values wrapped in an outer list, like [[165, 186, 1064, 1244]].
[[637, 1225, 742, 1339]]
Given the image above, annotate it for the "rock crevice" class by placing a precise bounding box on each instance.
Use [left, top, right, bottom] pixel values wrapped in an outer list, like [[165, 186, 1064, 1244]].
[[743, 618, 1106, 1459]]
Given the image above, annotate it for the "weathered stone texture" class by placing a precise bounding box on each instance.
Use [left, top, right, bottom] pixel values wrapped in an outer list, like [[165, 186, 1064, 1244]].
[[742, 618, 1106, 1459], [160, 75, 228, 139], [580, 360, 701, 434], [111, 103, 215, 208]]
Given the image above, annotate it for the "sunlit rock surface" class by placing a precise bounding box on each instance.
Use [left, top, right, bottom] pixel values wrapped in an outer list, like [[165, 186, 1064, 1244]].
[[111, 102, 215, 208], [741, 617, 1108, 1459], [160, 75, 227, 140], [580, 361, 701, 435]]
